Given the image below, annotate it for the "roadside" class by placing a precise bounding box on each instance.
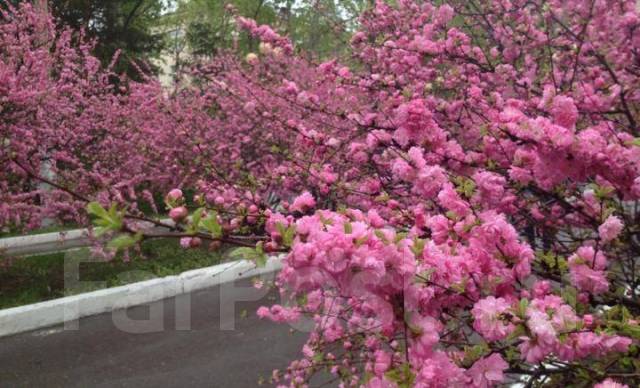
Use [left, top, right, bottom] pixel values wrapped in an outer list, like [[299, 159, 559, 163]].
[[0, 280, 308, 387], [0, 239, 225, 309]]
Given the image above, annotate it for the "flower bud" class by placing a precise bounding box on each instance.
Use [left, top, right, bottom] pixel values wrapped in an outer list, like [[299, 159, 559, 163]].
[[258, 42, 273, 55], [208, 240, 222, 251], [180, 237, 202, 249], [169, 206, 188, 222], [264, 241, 279, 253], [245, 53, 259, 65], [167, 188, 183, 201], [180, 237, 191, 249], [189, 237, 202, 248]]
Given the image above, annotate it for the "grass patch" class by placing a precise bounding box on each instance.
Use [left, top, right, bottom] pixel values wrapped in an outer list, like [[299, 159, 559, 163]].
[[0, 239, 225, 309]]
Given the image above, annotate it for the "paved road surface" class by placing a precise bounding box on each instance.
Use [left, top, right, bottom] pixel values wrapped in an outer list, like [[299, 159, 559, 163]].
[[0, 279, 307, 387]]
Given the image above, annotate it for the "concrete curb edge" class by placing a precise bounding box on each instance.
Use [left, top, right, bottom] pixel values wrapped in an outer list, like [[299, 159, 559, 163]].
[[0, 255, 283, 338]]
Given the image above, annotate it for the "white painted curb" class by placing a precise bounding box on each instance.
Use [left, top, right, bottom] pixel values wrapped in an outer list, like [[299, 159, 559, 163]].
[[0, 256, 283, 338], [0, 219, 175, 257], [0, 229, 91, 257]]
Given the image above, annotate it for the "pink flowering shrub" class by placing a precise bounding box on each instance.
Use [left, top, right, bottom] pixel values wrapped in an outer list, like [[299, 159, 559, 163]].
[[4, 0, 640, 386], [190, 1, 639, 385], [0, 3, 216, 230]]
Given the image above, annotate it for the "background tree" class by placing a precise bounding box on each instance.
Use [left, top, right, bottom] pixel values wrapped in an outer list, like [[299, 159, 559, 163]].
[[283, 0, 366, 58], [3, 0, 169, 79], [172, 0, 366, 60]]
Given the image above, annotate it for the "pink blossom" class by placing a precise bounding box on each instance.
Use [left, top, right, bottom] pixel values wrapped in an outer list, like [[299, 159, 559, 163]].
[[568, 247, 609, 295], [373, 350, 392, 376], [551, 95, 578, 128], [290, 192, 316, 213], [414, 165, 447, 197], [473, 171, 506, 206], [472, 297, 514, 341], [256, 306, 270, 319], [598, 216, 623, 244], [437, 184, 470, 218], [467, 353, 509, 388], [594, 379, 629, 388], [365, 377, 396, 388], [519, 307, 557, 363], [179, 237, 191, 249], [426, 215, 449, 244], [392, 158, 413, 180]]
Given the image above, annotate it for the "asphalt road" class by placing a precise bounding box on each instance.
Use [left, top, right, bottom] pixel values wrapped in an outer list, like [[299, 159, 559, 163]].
[[0, 279, 307, 387]]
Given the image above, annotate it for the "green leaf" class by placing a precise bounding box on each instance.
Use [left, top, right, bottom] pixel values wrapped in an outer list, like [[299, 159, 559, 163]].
[[505, 347, 519, 362], [455, 177, 476, 198], [107, 233, 141, 251], [191, 208, 204, 228], [556, 256, 569, 273], [229, 246, 268, 267], [201, 211, 222, 238], [507, 323, 527, 341], [445, 210, 458, 220], [410, 237, 425, 257], [415, 268, 435, 283], [87, 201, 108, 219], [87, 201, 123, 232], [625, 138, 640, 147], [562, 286, 578, 309], [395, 232, 408, 243], [384, 363, 415, 388], [451, 281, 466, 293], [296, 293, 308, 307], [374, 229, 389, 244], [312, 352, 324, 363], [318, 214, 334, 226], [229, 247, 259, 260], [462, 343, 489, 367], [93, 227, 108, 237], [516, 298, 529, 319], [277, 222, 296, 248], [255, 253, 268, 267], [594, 184, 615, 199], [354, 235, 369, 247]]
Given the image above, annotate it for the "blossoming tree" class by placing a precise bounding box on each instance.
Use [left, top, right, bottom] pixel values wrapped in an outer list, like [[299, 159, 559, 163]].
[[0, 2, 220, 231], [168, 1, 640, 386], [3, 0, 640, 387]]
